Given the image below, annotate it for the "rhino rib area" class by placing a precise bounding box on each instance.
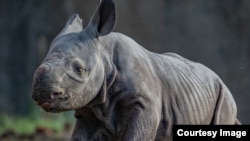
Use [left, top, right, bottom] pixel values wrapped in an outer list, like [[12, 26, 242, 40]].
[[181, 71, 206, 123], [178, 72, 200, 123], [149, 53, 217, 124]]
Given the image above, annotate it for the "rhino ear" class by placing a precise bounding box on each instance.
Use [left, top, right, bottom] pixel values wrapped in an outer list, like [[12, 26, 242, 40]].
[[86, 0, 116, 37], [56, 14, 83, 38]]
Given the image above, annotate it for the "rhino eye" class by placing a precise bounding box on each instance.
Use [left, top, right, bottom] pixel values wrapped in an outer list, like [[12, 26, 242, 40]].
[[73, 64, 86, 76], [66, 61, 86, 82], [75, 66, 84, 74], [71, 61, 85, 75]]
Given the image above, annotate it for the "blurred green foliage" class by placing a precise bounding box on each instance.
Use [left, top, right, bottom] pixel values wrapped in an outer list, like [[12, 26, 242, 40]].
[[0, 108, 74, 136]]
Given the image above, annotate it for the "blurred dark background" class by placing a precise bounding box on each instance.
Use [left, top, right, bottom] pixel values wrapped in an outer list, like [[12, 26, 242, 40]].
[[0, 0, 249, 124]]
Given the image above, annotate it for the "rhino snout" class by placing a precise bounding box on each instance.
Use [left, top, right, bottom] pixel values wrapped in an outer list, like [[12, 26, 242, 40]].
[[32, 63, 68, 104]]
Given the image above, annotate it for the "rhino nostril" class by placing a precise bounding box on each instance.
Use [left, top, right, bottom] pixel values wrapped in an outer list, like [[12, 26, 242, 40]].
[[50, 91, 63, 100]]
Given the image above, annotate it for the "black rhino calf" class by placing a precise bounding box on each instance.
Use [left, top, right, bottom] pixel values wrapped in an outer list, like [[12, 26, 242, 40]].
[[32, 0, 240, 140]]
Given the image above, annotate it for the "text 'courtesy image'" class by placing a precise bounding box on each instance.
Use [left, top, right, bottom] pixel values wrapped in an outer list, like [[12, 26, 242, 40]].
[[174, 125, 250, 140]]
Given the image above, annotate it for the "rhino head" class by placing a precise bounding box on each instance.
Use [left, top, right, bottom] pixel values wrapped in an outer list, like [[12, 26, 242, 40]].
[[32, 0, 116, 112]]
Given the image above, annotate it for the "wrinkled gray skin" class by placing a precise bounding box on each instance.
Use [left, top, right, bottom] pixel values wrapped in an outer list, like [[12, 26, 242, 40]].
[[32, 0, 240, 140]]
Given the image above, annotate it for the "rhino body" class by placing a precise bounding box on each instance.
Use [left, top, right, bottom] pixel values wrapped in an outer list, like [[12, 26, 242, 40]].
[[32, 0, 239, 140], [71, 33, 238, 140]]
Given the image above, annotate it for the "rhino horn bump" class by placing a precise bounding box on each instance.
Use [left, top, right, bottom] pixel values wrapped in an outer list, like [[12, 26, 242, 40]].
[[56, 14, 83, 38]]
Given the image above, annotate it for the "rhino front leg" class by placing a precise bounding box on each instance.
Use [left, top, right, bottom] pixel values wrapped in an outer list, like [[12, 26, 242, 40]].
[[118, 104, 160, 141], [71, 110, 113, 141]]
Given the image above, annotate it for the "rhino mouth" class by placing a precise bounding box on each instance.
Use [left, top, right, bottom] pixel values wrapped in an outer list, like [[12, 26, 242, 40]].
[[33, 89, 71, 112], [36, 96, 70, 106], [36, 97, 70, 112], [38, 101, 53, 110]]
